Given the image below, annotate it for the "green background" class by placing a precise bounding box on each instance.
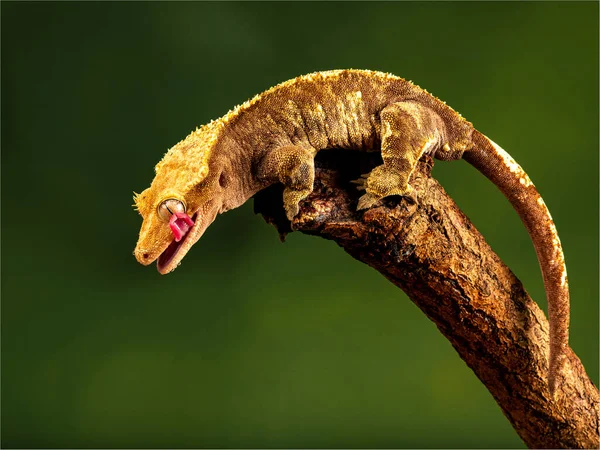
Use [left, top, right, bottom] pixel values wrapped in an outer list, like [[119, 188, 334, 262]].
[[2, 2, 598, 448]]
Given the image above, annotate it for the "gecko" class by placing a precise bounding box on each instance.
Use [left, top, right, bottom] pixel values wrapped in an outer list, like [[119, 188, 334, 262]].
[[133, 69, 570, 395]]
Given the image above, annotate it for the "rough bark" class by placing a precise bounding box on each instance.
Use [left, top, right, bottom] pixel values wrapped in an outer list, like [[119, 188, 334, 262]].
[[253, 149, 600, 449]]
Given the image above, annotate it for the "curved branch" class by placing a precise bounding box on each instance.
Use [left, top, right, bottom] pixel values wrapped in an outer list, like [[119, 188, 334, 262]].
[[253, 150, 599, 449]]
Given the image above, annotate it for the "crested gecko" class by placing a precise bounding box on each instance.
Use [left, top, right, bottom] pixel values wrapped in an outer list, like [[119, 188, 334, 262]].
[[133, 69, 570, 395]]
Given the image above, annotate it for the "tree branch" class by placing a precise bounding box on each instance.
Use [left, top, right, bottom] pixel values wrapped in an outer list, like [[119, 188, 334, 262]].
[[253, 150, 599, 449]]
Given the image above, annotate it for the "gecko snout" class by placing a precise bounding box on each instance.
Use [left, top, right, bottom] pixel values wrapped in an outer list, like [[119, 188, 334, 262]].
[[134, 247, 153, 265]]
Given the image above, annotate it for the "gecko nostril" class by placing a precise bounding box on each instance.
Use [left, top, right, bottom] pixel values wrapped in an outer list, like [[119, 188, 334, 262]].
[[143, 253, 149, 259]]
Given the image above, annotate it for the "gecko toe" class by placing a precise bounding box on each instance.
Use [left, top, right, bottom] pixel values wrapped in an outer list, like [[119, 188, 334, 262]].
[[351, 173, 370, 191], [284, 203, 300, 221], [404, 186, 418, 204], [357, 193, 380, 210]]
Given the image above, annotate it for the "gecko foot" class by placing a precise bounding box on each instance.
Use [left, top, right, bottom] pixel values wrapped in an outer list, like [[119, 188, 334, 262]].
[[354, 164, 417, 211]]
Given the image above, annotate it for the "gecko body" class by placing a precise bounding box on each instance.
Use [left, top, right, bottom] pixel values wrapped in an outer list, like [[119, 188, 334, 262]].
[[133, 69, 569, 394]]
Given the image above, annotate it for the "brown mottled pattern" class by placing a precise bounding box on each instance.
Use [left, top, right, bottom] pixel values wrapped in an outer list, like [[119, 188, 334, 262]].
[[224, 69, 472, 157], [133, 70, 570, 395]]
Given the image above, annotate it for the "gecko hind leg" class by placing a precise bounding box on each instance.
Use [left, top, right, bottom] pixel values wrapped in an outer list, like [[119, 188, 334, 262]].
[[357, 101, 443, 210], [257, 145, 316, 221]]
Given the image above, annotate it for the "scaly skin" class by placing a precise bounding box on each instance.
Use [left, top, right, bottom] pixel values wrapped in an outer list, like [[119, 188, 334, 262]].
[[133, 69, 569, 395]]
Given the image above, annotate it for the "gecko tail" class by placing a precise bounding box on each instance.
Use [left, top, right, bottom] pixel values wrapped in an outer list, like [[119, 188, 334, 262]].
[[463, 130, 570, 396]]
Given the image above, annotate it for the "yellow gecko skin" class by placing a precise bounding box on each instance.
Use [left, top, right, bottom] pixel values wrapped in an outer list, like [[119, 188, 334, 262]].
[[133, 69, 569, 395]]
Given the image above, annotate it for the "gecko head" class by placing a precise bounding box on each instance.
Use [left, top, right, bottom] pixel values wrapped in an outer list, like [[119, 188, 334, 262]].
[[133, 122, 226, 274]]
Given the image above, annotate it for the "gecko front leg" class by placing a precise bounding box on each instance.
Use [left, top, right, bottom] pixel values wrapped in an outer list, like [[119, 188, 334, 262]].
[[257, 144, 317, 221], [356, 101, 445, 210]]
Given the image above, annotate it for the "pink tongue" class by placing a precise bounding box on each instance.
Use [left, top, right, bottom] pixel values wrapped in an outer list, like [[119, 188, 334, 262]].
[[169, 212, 195, 242]]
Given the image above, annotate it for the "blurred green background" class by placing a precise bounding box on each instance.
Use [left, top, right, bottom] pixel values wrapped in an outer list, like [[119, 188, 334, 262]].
[[2, 2, 598, 448]]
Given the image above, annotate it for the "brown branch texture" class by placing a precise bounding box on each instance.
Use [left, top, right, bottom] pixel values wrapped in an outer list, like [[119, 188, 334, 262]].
[[254, 150, 600, 449]]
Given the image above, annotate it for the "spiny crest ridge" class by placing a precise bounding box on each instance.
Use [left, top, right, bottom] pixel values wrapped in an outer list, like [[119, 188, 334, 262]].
[[154, 119, 226, 191]]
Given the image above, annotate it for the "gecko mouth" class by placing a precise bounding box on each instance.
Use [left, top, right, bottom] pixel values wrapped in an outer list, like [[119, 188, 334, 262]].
[[157, 212, 198, 274]]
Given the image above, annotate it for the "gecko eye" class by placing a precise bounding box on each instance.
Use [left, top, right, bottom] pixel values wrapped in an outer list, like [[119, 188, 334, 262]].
[[157, 198, 186, 222]]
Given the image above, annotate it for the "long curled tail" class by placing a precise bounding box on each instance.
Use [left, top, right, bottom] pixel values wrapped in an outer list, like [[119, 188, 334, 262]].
[[463, 130, 570, 395]]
